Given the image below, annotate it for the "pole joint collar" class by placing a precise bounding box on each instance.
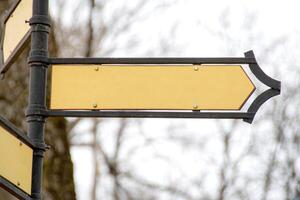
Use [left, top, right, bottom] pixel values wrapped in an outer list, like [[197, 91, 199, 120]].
[[31, 24, 50, 34], [28, 55, 49, 65], [31, 139, 49, 152], [26, 104, 48, 122], [29, 15, 51, 27]]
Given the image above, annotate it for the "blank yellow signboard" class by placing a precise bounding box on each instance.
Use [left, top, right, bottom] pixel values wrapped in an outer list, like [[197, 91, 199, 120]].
[[0, 126, 33, 194], [50, 65, 255, 110], [3, 0, 32, 62]]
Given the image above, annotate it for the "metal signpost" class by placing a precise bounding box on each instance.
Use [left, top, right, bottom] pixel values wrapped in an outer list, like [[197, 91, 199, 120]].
[[0, 0, 281, 199]]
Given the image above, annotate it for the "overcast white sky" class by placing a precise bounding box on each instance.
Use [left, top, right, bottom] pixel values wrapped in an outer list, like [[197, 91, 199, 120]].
[[49, 0, 299, 199]]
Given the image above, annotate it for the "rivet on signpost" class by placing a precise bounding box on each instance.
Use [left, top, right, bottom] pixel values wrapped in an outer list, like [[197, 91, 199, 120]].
[[194, 66, 199, 71], [93, 103, 98, 108]]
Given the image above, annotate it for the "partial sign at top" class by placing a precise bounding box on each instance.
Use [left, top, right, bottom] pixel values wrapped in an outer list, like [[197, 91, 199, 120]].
[[0, 0, 32, 74]]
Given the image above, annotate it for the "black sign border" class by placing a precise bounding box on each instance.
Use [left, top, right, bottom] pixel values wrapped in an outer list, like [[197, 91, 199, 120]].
[[42, 50, 281, 124]]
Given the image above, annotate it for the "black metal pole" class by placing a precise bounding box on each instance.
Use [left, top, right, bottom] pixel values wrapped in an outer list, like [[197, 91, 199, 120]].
[[26, 0, 50, 199]]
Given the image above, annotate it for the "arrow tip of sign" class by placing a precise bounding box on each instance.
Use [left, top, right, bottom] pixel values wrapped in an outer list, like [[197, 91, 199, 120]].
[[243, 117, 254, 124], [244, 50, 255, 57]]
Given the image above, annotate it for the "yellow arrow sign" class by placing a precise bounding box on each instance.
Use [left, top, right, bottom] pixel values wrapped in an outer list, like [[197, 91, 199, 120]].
[[50, 65, 255, 110], [1, 0, 32, 68], [0, 125, 33, 195]]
